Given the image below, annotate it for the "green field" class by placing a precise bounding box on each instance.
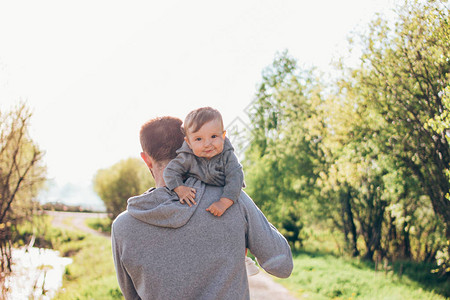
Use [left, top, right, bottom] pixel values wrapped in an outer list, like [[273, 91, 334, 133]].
[[276, 251, 449, 300]]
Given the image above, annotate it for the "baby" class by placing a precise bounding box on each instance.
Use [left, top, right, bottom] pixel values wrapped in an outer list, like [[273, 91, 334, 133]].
[[163, 106, 243, 216], [163, 106, 259, 275]]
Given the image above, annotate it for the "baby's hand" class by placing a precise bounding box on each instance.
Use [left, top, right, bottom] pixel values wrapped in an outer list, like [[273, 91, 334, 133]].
[[206, 197, 234, 217], [174, 185, 196, 207]]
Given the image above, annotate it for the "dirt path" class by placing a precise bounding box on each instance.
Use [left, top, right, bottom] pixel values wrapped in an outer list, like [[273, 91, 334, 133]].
[[248, 271, 298, 300], [46, 211, 298, 299]]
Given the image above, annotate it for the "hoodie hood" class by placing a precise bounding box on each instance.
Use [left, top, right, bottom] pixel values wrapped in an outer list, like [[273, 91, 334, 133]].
[[127, 177, 205, 228]]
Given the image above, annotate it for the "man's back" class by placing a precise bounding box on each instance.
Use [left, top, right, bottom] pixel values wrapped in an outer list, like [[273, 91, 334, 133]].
[[112, 179, 292, 300]]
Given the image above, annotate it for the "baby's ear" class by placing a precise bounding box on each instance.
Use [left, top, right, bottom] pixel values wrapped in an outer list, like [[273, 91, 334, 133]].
[[222, 130, 226, 138], [184, 137, 192, 148]]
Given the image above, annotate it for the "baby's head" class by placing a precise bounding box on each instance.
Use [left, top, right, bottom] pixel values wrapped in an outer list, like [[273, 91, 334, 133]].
[[183, 107, 226, 159]]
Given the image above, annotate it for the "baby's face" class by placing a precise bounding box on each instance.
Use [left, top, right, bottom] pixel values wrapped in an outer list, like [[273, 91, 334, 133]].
[[185, 119, 226, 159]]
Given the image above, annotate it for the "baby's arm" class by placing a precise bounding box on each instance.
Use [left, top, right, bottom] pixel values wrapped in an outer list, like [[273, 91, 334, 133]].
[[163, 152, 197, 206], [206, 197, 234, 216], [222, 150, 244, 201], [206, 150, 244, 216]]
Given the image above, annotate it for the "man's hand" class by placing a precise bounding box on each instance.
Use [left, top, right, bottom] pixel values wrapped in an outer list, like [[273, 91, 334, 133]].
[[206, 197, 234, 217], [174, 185, 196, 207]]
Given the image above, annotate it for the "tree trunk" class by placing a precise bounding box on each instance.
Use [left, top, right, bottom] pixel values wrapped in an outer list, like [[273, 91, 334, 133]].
[[344, 189, 359, 257]]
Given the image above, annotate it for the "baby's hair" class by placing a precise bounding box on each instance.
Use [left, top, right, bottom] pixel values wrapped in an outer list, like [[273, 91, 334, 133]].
[[183, 107, 224, 135]]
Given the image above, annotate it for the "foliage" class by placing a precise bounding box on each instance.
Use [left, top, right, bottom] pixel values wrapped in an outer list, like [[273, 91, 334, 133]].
[[0, 102, 46, 287], [243, 50, 326, 248], [426, 84, 450, 140], [341, 0, 450, 266], [12, 214, 86, 255], [351, 0, 450, 231], [93, 157, 154, 220]]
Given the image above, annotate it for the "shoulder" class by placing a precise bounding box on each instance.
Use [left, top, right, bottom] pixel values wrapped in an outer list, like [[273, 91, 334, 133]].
[[112, 211, 137, 235], [232, 191, 256, 221], [235, 190, 265, 219], [236, 190, 255, 207]]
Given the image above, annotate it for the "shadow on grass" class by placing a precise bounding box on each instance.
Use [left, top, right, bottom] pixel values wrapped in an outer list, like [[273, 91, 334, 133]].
[[391, 260, 449, 298], [352, 257, 450, 297]]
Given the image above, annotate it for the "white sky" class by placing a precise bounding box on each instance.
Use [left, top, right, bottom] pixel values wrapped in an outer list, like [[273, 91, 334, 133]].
[[0, 0, 396, 199]]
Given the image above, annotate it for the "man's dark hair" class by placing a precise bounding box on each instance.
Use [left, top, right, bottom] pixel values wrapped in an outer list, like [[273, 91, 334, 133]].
[[140, 116, 184, 162]]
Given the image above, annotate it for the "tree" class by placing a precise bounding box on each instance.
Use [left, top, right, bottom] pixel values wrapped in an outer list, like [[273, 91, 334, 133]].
[[0, 103, 46, 288], [344, 0, 450, 258], [322, 0, 449, 264], [243, 1, 449, 267], [93, 157, 155, 221], [244, 51, 326, 248], [318, 83, 400, 260]]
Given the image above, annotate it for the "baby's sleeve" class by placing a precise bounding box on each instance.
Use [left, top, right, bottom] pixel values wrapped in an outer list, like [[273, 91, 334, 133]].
[[221, 151, 244, 202], [163, 153, 191, 191]]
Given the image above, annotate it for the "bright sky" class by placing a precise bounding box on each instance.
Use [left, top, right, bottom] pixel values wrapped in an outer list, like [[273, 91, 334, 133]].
[[0, 0, 396, 207]]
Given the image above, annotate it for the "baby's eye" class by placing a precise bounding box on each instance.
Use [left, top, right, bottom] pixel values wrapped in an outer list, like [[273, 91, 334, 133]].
[[195, 137, 202, 141], [211, 135, 217, 138]]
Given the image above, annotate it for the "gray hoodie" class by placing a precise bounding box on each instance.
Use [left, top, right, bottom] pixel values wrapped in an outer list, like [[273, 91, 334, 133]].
[[112, 177, 293, 300]]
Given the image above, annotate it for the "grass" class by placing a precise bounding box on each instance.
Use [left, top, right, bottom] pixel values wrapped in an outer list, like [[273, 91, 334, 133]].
[[274, 249, 449, 300], [271, 224, 450, 300], [85, 217, 112, 234], [54, 232, 121, 300], [52, 218, 120, 300], [13, 215, 85, 252]]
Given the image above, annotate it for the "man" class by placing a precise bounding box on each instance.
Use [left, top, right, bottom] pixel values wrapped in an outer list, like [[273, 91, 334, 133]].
[[111, 116, 293, 300]]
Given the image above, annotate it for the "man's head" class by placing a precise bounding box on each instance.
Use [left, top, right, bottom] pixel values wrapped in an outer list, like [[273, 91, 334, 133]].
[[140, 116, 184, 167], [183, 107, 226, 159]]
